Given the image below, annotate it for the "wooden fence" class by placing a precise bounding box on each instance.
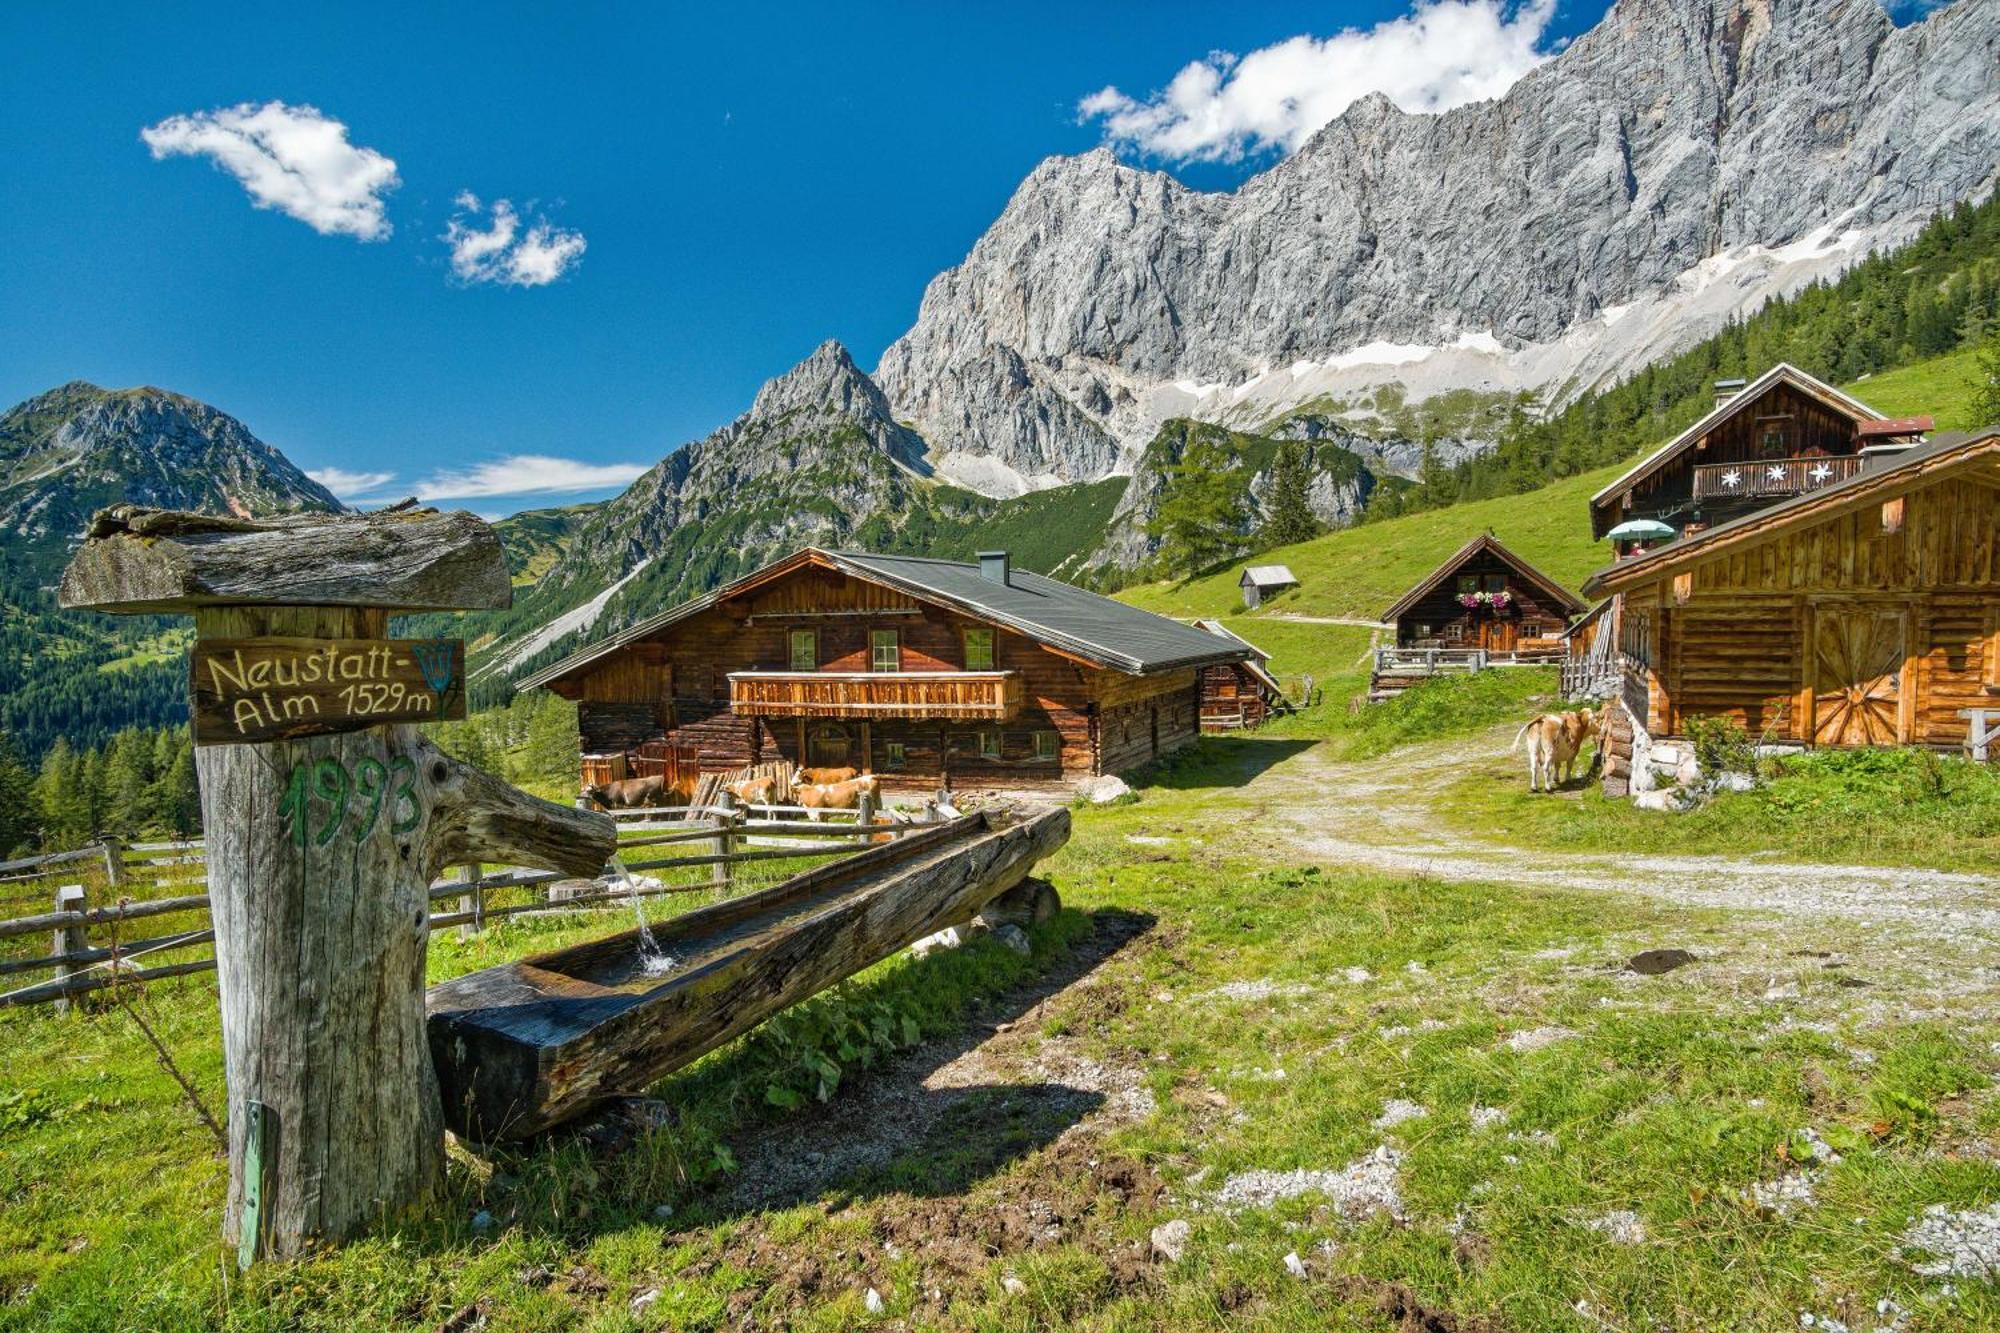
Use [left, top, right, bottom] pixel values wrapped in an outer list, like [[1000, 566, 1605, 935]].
[[0, 794, 940, 1010]]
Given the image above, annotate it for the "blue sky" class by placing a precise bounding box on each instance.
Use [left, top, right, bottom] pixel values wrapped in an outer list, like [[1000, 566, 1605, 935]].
[[0, 2, 1615, 516]]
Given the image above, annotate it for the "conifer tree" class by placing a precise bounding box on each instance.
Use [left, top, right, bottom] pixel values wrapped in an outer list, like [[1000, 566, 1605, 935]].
[[1146, 429, 1242, 580], [0, 732, 37, 856], [1257, 442, 1322, 549]]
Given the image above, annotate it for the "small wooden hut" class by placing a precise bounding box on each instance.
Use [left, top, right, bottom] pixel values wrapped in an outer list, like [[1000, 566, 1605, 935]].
[[1238, 564, 1299, 609], [1190, 619, 1290, 730]]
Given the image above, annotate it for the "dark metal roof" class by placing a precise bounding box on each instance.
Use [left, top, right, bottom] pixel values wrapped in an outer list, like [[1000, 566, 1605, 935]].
[[826, 550, 1251, 674], [1583, 427, 2000, 596], [519, 546, 1250, 690]]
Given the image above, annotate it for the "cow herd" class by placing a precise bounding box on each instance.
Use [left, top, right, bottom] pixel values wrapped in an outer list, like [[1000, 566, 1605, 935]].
[[583, 766, 881, 821]]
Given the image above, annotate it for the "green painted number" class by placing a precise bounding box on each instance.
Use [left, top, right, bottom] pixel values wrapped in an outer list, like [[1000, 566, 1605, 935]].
[[388, 756, 422, 835], [352, 757, 388, 839], [278, 755, 424, 846]]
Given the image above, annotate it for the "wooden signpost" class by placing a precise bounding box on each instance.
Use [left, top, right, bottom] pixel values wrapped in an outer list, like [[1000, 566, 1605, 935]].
[[191, 636, 466, 744], [60, 503, 617, 1263]]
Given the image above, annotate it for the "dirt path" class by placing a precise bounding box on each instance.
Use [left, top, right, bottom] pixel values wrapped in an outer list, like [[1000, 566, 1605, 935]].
[[1209, 727, 2000, 943]]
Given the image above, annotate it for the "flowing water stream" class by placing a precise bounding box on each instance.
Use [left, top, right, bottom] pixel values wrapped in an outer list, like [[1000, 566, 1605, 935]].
[[606, 855, 679, 977]]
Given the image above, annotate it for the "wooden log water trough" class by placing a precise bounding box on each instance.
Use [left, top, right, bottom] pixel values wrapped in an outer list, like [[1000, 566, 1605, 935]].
[[427, 804, 1069, 1143]]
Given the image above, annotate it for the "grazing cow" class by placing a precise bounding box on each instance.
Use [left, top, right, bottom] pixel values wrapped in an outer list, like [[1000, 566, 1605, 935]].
[[726, 775, 778, 806], [793, 765, 860, 787], [1512, 707, 1600, 793], [582, 774, 666, 809], [796, 773, 878, 821]]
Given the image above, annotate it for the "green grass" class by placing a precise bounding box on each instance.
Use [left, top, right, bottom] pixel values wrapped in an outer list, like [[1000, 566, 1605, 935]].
[[1438, 740, 2000, 874], [7, 740, 1997, 1329], [1848, 346, 1992, 433], [1115, 464, 1626, 626]]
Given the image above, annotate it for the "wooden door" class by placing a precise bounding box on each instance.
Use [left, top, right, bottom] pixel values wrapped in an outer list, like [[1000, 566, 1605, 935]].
[[1811, 608, 1906, 746], [1481, 617, 1516, 653]]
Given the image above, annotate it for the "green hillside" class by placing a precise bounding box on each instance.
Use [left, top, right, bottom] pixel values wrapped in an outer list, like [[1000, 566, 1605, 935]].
[[1117, 463, 1624, 627], [1112, 341, 1992, 689], [1847, 344, 1989, 430]]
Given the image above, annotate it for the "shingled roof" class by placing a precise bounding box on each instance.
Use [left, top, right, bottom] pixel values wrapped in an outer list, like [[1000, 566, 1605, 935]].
[[518, 547, 1251, 691]]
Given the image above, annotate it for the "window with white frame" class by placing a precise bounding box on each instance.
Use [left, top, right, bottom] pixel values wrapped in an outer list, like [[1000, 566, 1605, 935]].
[[870, 629, 899, 673]]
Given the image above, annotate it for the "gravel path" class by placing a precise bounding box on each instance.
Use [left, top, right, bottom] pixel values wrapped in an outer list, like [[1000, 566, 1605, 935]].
[[1218, 728, 2000, 943]]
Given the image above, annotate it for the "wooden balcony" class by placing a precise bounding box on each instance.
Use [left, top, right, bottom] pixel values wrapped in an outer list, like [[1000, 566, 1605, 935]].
[[728, 670, 1022, 720], [1691, 454, 1863, 501]]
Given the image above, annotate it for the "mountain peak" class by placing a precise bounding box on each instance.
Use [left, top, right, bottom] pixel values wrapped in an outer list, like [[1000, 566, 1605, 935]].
[[0, 381, 343, 555], [748, 338, 897, 427]]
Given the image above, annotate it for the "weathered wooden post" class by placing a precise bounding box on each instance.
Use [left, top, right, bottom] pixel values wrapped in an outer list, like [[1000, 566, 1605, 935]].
[[59, 504, 615, 1260], [455, 862, 483, 940], [99, 836, 128, 891], [710, 790, 735, 892], [50, 883, 84, 1015]]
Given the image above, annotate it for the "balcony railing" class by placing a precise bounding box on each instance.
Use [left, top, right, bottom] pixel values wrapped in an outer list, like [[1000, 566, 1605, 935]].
[[1691, 454, 1863, 501], [728, 670, 1022, 720]]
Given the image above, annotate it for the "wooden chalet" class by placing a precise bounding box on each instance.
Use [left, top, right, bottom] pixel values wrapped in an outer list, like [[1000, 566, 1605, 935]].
[[1589, 363, 1931, 545], [519, 547, 1253, 794], [1189, 619, 1291, 731], [1585, 426, 2000, 790], [1370, 534, 1586, 698], [1239, 564, 1298, 609]]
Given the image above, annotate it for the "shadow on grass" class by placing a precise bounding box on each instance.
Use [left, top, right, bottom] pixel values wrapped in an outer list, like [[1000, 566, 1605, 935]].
[[455, 905, 1158, 1251], [1127, 736, 1316, 790]]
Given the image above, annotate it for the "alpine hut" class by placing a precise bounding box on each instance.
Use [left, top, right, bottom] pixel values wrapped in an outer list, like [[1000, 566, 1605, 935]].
[[519, 547, 1253, 793]]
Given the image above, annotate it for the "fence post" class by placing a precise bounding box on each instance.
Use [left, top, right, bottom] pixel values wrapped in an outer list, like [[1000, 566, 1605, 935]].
[[857, 789, 875, 843], [100, 836, 128, 892], [456, 863, 483, 940], [711, 790, 735, 892], [51, 883, 85, 1015]]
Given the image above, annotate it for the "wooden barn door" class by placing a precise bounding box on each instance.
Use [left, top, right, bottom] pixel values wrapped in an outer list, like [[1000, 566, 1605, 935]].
[[1481, 618, 1516, 654], [1811, 607, 1907, 747]]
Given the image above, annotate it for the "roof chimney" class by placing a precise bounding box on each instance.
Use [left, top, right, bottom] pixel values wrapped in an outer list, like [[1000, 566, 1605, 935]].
[[1713, 378, 1747, 408], [977, 550, 1011, 587]]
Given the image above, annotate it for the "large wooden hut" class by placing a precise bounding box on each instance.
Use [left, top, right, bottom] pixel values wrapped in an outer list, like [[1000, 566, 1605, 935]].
[[1584, 427, 2000, 786], [520, 547, 1251, 793], [1588, 362, 1931, 544]]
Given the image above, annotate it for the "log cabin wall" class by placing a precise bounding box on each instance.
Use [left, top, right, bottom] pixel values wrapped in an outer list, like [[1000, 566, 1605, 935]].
[[1393, 548, 1574, 648], [1615, 472, 2000, 748], [560, 563, 1205, 787], [1614, 381, 1864, 531], [1200, 663, 1270, 731]]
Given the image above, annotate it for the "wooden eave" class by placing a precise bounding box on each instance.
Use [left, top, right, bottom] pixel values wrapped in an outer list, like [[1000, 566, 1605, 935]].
[[1380, 533, 1588, 623]]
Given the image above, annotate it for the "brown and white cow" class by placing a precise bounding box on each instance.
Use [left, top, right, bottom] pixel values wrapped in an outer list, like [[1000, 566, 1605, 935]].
[[1512, 707, 1600, 793], [796, 773, 878, 821], [793, 765, 861, 788], [726, 775, 779, 806]]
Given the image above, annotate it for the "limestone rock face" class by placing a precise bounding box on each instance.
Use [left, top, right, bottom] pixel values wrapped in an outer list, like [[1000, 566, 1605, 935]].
[[875, 0, 2000, 488], [0, 382, 342, 552]]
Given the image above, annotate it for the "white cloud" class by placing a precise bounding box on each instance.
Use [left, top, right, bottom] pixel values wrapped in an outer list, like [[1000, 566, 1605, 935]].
[[1078, 0, 1559, 163], [306, 466, 398, 499], [444, 195, 587, 287], [415, 455, 645, 500], [141, 101, 399, 239]]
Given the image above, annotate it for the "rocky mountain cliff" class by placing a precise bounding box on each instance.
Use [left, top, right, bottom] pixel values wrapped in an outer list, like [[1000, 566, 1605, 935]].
[[0, 382, 342, 569], [0, 382, 344, 758], [876, 0, 2000, 492], [472, 342, 1116, 683]]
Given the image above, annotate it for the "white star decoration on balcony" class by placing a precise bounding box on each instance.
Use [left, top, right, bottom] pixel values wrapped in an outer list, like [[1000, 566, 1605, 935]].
[[1766, 464, 1787, 482], [1809, 462, 1833, 482], [1721, 469, 1742, 488]]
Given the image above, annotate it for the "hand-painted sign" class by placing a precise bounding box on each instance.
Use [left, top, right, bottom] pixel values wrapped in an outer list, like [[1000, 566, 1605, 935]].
[[191, 637, 466, 745]]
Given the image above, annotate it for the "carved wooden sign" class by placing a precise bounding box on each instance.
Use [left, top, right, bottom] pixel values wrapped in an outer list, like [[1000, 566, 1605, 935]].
[[191, 636, 466, 745]]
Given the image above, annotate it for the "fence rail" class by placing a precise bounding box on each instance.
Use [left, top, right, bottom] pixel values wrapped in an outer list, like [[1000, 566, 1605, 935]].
[[0, 792, 937, 1009]]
